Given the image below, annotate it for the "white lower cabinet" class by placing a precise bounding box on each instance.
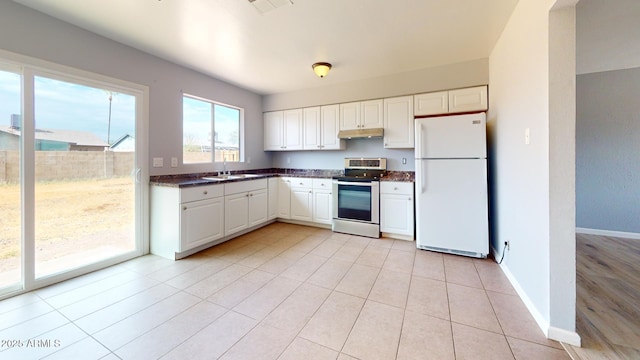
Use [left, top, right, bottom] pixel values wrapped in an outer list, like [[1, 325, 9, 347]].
[[224, 192, 249, 235], [312, 179, 333, 225], [268, 177, 278, 220], [380, 182, 415, 240], [150, 176, 333, 260], [150, 184, 224, 260], [290, 178, 313, 222], [278, 177, 292, 219], [224, 179, 268, 236], [249, 189, 268, 226]]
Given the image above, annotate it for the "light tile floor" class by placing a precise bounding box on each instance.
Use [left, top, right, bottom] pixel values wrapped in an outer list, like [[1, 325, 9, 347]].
[[0, 223, 571, 359]]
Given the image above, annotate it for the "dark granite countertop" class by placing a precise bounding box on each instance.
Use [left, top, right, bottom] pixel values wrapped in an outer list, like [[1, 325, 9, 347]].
[[150, 168, 414, 188]]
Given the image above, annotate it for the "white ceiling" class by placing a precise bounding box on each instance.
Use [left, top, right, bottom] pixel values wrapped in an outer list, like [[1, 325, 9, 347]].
[[14, 0, 519, 95]]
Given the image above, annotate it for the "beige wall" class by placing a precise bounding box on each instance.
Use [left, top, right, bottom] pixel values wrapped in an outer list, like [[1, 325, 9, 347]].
[[262, 58, 489, 111], [0, 151, 134, 183], [488, 0, 579, 345]]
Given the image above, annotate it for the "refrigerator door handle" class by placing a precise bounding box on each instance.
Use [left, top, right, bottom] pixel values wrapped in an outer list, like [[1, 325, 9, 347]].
[[416, 123, 424, 157], [420, 161, 426, 194]]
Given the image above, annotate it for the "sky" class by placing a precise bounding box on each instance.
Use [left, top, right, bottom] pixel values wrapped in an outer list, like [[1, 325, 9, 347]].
[[183, 95, 240, 148], [0, 69, 239, 148], [0, 70, 135, 144]]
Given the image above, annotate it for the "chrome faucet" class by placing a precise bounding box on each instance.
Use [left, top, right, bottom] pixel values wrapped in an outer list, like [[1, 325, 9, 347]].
[[218, 158, 230, 176]]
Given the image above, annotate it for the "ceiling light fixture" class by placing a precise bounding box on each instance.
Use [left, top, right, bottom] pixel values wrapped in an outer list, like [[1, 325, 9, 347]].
[[312, 62, 332, 78]]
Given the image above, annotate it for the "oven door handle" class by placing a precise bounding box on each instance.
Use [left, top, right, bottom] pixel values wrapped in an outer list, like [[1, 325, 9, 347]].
[[334, 181, 374, 187]]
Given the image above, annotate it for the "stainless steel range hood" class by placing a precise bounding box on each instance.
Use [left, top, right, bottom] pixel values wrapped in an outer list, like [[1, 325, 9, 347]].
[[337, 128, 384, 139]]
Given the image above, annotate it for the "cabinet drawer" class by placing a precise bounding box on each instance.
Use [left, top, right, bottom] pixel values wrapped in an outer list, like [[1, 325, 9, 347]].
[[181, 184, 224, 203], [290, 177, 313, 188], [224, 178, 268, 195], [380, 181, 414, 195], [312, 178, 332, 190]]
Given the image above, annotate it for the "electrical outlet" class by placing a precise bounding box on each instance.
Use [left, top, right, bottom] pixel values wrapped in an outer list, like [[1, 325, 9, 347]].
[[171, 157, 178, 167], [152, 157, 163, 168]]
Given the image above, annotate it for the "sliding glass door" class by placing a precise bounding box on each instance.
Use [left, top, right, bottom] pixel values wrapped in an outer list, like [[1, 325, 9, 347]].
[[0, 58, 147, 298], [0, 68, 22, 294], [33, 75, 139, 278]]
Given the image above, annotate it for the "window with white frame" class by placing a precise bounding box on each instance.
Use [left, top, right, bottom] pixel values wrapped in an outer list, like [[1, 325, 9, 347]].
[[182, 95, 242, 164]]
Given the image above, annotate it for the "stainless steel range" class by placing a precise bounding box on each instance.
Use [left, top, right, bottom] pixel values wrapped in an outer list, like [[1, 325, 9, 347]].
[[332, 158, 387, 238]]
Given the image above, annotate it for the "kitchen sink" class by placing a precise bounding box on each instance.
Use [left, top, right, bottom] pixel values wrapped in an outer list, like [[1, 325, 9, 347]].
[[201, 174, 262, 181], [200, 176, 227, 181]]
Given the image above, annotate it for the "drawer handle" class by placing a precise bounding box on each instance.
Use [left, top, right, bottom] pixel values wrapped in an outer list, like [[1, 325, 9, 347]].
[[408, 197, 412, 201], [204, 190, 208, 195], [394, 187, 398, 191], [183, 206, 187, 210]]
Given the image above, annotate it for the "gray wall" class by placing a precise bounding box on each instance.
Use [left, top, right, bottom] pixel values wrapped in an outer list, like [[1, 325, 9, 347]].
[[576, 68, 640, 233], [271, 139, 415, 171], [575, 0, 640, 234], [0, 1, 270, 176]]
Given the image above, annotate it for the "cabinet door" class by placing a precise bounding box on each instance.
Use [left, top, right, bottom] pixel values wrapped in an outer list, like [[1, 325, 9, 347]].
[[313, 189, 333, 224], [290, 188, 313, 221], [361, 99, 384, 129], [414, 91, 448, 116], [181, 197, 224, 251], [268, 177, 278, 220], [302, 107, 321, 150], [448, 86, 488, 113], [380, 193, 414, 236], [264, 111, 283, 151], [320, 104, 344, 150], [278, 178, 291, 219], [225, 192, 249, 235], [283, 109, 303, 150], [339, 102, 360, 130], [249, 189, 268, 227], [383, 96, 414, 148]]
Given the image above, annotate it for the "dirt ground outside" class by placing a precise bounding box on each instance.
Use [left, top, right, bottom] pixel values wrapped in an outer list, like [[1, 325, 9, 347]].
[[0, 177, 135, 283]]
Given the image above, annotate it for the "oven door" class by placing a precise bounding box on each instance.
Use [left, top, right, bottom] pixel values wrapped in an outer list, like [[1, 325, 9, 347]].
[[333, 181, 379, 224]]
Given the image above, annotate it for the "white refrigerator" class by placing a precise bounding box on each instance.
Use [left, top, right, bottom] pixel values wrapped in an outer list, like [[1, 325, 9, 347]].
[[414, 112, 489, 258]]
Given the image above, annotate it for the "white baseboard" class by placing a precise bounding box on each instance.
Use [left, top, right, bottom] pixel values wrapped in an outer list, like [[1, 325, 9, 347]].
[[549, 326, 581, 347], [498, 263, 581, 346], [576, 227, 640, 240]]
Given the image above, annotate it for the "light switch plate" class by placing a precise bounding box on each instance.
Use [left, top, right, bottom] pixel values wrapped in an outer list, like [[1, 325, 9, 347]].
[[153, 157, 163, 167], [171, 157, 178, 167]]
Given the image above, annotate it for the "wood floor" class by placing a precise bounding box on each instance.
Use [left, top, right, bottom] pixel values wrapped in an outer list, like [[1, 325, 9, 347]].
[[565, 233, 640, 360]]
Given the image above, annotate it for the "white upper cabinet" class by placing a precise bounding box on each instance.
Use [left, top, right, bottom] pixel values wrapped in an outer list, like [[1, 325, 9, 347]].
[[303, 107, 321, 150], [383, 96, 414, 149], [264, 109, 303, 151], [360, 99, 384, 129], [448, 86, 488, 113], [340, 99, 383, 131], [264, 111, 284, 151], [414, 86, 488, 116], [339, 102, 360, 130], [283, 109, 303, 150], [320, 104, 344, 150], [303, 105, 344, 150], [414, 91, 448, 116]]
